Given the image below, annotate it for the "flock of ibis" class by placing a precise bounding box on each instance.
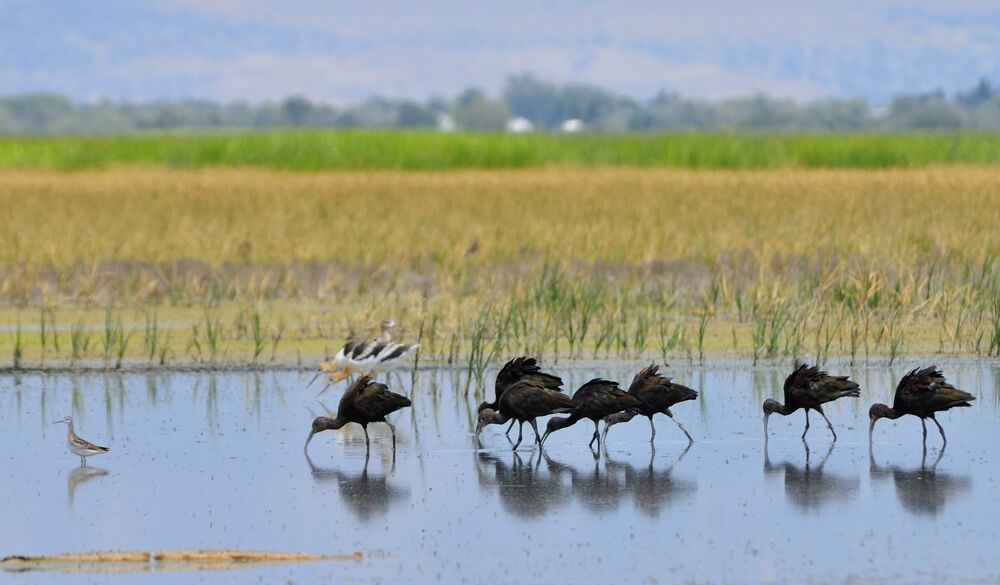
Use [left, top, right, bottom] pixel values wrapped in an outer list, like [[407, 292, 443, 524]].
[[303, 322, 977, 455]]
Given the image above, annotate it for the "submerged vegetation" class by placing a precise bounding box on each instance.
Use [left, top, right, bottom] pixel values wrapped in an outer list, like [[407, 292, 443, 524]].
[[2, 164, 1000, 370]]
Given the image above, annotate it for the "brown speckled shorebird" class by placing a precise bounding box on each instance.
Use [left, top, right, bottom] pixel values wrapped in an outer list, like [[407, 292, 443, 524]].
[[53, 416, 109, 466]]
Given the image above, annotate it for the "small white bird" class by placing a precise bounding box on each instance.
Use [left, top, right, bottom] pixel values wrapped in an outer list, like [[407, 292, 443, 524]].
[[314, 319, 419, 391], [53, 416, 109, 465]]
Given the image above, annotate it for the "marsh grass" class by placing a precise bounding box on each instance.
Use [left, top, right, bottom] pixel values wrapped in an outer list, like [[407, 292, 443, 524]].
[[4, 132, 1000, 171], [2, 165, 1000, 369]]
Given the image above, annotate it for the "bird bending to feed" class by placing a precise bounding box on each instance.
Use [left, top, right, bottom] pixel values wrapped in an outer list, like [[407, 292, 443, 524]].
[[763, 363, 860, 441], [477, 356, 563, 439], [53, 416, 109, 465], [602, 364, 698, 445], [305, 374, 412, 453], [541, 378, 642, 449], [869, 366, 974, 447], [314, 319, 419, 390], [475, 379, 575, 450]]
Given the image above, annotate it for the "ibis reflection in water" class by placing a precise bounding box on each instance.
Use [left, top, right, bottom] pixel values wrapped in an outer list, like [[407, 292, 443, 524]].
[[868, 447, 972, 517], [763, 441, 859, 511], [474, 445, 695, 519], [304, 450, 408, 521]]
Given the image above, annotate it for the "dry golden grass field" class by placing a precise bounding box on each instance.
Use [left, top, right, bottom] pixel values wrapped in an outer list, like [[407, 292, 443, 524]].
[[2, 166, 999, 370]]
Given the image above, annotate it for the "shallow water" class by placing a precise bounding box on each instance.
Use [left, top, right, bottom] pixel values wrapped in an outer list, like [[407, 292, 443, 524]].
[[1, 360, 998, 584]]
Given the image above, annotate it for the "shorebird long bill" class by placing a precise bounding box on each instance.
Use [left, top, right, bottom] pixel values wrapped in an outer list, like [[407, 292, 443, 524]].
[[305, 371, 323, 388]]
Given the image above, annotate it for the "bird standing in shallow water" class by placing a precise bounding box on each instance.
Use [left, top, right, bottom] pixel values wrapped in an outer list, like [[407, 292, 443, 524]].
[[541, 378, 642, 450], [869, 366, 974, 447], [314, 320, 419, 391], [305, 374, 412, 453], [477, 356, 563, 439], [475, 379, 575, 450], [602, 364, 698, 445], [763, 363, 860, 441], [53, 416, 109, 466]]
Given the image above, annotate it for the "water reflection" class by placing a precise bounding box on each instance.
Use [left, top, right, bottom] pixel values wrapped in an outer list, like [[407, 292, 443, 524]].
[[475, 446, 696, 518], [304, 451, 408, 521], [545, 452, 625, 514], [763, 441, 859, 511], [475, 451, 571, 518], [608, 445, 695, 517], [869, 448, 972, 516], [66, 465, 108, 506]]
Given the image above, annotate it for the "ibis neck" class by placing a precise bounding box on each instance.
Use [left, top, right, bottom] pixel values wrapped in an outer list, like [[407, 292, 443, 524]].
[[549, 413, 581, 432], [776, 403, 797, 416]]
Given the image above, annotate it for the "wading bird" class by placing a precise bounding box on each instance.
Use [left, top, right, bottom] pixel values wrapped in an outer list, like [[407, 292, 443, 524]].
[[305, 374, 412, 453], [763, 363, 860, 441], [477, 356, 563, 439], [314, 320, 419, 391], [475, 379, 575, 450], [869, 366, 974, 447], [602, 364, 698, 445], [53, 416, 109, 466], [541, 378, 642, 449]]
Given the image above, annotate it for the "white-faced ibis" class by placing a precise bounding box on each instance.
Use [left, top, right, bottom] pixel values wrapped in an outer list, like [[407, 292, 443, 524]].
[[763, 363, 860, 441], [314, 320, 419, 389], [305, 374, 412, 453], [869, 366, 974, 446], [475, 379, 575, 450], [477, 356, 563, 439], [53, 416, 109, 465], [540, 378, 642, 449], [601, 364, 698, 445]]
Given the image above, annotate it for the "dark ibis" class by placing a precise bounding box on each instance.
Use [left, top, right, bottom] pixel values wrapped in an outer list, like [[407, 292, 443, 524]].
[[477, 356, 563, 438], [869, 366, 974, 446], [763, 363, 860, 441], [541, 378, 642, 449], [601, 364, 698, 445], [475, 379, 575, 450], [304, 374, 412, 453]]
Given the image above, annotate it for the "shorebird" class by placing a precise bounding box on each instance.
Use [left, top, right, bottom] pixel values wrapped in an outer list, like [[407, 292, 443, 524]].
[[869, 366, 974, 447], [305, 374, 412, 453], [602, 364, 698, 445], [53, 416, 109, 465], [477, 356, 563, 439], [314, 319, 419, 391], [763, 363, 860, 441], [541, 378, 642, 449], [475, 379, 575, 450]]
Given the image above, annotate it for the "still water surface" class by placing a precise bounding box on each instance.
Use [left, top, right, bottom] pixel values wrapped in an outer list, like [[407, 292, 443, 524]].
[[1, 360, 998, 584]]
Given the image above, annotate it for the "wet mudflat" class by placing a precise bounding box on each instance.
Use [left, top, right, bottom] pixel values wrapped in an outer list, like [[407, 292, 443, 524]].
[[1, 360, 998, 584]]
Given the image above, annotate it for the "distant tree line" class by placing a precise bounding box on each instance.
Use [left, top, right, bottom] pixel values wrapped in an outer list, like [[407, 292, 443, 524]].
[[2, 75, 1000, 135]]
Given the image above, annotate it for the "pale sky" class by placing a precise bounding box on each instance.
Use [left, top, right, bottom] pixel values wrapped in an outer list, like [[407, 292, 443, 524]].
[[2, 0, 998, 104]]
